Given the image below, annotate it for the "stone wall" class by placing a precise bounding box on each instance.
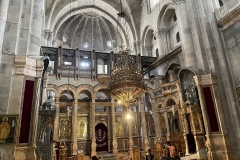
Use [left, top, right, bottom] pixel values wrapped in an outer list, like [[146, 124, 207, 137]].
[[222, 19, 240, 87]]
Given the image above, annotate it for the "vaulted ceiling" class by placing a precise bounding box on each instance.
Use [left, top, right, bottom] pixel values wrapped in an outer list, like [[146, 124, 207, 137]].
[[45, 0, 142, 51]]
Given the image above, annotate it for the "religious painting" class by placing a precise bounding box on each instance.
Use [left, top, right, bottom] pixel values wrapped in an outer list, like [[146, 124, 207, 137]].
[[160, 114, 167, 135], [77, 117, 87, 139], [59, 118, 72, 139], [95, 123, 108, 152], [0, 115, 18, 144], [115, 117, 123, 137]]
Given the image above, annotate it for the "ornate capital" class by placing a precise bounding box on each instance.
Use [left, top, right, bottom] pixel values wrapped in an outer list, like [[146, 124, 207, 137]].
[[154, 29, 169, 38], [172, 0, 186, 5], [44, 30, 50, 39], [48, 32, 53, 41]]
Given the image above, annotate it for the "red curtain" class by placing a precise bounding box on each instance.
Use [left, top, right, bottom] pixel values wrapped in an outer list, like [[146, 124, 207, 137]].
[[203, 87, 219, 132], [19, 80, 35, 143]]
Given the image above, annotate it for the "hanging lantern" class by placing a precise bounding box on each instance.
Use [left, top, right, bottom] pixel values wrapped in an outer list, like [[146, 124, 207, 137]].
[[108, 50, 146, 108]]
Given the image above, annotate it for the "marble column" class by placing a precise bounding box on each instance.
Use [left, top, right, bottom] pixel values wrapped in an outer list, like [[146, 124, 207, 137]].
[[72, 98, 78, 155], [172, 0, 197, 68], [111, 98, 118, 154], [0, 0, 10, 60], [53, 97, 60, 141], [91, 98, 97, 157], [140, 97, 149, 152], [127, 112, 134, 159]]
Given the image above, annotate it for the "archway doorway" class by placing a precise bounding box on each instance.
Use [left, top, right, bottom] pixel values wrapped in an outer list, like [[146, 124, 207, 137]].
[[95, 123, 108, 152]]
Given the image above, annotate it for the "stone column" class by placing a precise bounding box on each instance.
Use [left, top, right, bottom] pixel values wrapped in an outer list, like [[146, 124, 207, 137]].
[[140, 97, 149, 152], [136, 41, 142, 55], [91, 97, 97, 157], [141, 46, 146, 56], [154, 30, 163, 57], [127, 112, 134, 159], [164, 112, 170, 141], [172, 0, 197, 68], [136, 106, 140, 135], [145, 45, 153, 57], [111, 98, 118, 154], [152, 99, 161, 138], [47, 32, 53, 47], [159, 28, 169, 55], [28, 0, 44, 56], [44, 30, 49, 46], [166, 31, 171, 52], [72, 98, 78, 155], [53, 97, 60, 141], [168, 70, 176, 82], [0, 0, 10, 60]]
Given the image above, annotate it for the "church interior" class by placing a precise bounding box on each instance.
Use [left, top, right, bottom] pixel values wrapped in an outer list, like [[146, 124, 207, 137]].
[[0, 0, 240, 160]]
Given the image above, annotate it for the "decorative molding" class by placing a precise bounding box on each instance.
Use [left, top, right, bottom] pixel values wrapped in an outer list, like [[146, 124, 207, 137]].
[[15, 55, 43, 77]]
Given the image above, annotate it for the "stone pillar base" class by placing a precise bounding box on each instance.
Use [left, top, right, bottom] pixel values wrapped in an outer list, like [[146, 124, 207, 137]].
[[15, 146, 37, 160], [0, 145, 16, 159], [197, 148, 207, 159]]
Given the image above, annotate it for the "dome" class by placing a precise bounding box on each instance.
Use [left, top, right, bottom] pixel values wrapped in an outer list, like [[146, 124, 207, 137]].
[[55, 12, 123, 52]]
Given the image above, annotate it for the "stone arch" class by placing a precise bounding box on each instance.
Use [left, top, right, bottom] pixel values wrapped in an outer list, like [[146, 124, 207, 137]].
[[95, 121, 107, 127], [76, 85, 94, 98], [157, 2, 174, 29], [162, 95, 180, 109], [47, 0, 135, 40], [52, 7, 129, 49], [46, 85, 58, 94], [56, 85, 77, 98], [94, 84, 108, 93], [162, 5, 176, 29]]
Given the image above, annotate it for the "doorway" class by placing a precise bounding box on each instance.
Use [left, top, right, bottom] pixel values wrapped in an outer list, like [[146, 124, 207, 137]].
[[186, 134, 196, 154], [95, 123, 108, 152]]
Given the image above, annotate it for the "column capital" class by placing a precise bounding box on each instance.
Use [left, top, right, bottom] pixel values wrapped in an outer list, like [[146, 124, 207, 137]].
[[44, 30, 50, 39], [171, 0, 186, 5], [154, 29, 169, 38]]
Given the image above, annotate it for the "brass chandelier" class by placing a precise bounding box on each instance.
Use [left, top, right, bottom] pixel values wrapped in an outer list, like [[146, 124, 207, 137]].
[[108, 50, 146, 108]]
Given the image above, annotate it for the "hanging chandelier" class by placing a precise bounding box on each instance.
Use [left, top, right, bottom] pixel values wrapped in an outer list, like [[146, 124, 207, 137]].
[[108, 50, 146, 108]]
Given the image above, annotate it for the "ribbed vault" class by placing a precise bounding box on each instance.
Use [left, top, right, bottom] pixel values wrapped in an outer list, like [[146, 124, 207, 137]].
[[56, 12, 123, 51]]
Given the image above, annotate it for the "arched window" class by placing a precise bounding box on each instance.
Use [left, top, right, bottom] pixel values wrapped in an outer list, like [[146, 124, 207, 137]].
[[219, 0, 223, 7], [176, 32, 180, 43], [156, 49, 159, 57]]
